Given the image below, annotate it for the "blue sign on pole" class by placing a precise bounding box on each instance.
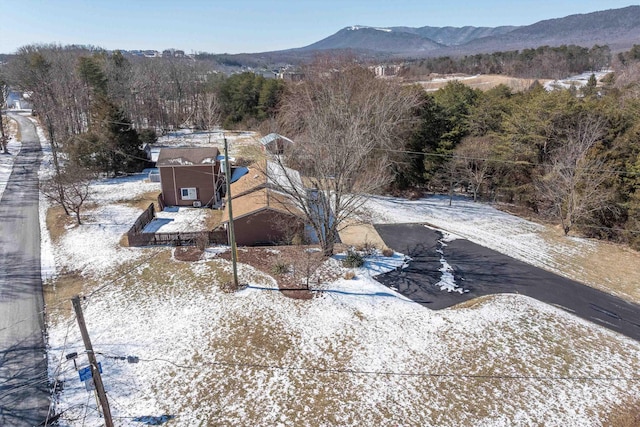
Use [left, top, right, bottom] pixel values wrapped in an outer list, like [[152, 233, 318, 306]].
[[78, 363, 102, 382]]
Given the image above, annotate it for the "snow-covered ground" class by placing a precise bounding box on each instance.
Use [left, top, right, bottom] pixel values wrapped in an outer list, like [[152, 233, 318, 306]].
[[0, 138, 21, 200], [363, 195, 592, 278], [155, 128, 261, 158], [544, 70, 611, 91], [142, 206, 210, 233], [1, 119, 630, 425], [0, 87, 634, 426], [40, 177, 640, 425]]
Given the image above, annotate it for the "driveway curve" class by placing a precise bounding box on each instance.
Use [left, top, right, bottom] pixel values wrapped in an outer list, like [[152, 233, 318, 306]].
[[375, 223, 640, 342]]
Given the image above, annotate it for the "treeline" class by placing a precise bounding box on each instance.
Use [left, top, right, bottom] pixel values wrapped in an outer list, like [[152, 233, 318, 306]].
[[393, 64, 640, 249], [0, 44, 285, 222], [401, 44, 612, 79], [1, 43, 639, 249]]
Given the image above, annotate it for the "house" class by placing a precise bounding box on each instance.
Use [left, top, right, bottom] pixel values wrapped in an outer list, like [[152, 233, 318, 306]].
[[220, 161, 306, 246], [259, 133, 294, 155], [157, 147, 222, 208]]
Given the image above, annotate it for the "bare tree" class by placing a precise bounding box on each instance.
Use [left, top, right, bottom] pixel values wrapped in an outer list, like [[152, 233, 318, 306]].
[[537, 113, 615, 235], [454, 137, 494, 202], [42, 164, 93, 224], [194, 92, 222, 140], [267, 59, 422, 256]]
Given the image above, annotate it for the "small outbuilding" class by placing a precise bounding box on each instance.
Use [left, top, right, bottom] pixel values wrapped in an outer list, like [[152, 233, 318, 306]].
[[157, 147, 222, 208], [259, 133, 294, 155]]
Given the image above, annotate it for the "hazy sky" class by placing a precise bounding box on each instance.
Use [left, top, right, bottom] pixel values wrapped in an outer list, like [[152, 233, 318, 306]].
[[0, 0, 636, 54]]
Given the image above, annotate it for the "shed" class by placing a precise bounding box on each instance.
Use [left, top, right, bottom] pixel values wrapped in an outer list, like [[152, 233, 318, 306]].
[[157, 147, 222, 208], [259, 133, 294, 155]]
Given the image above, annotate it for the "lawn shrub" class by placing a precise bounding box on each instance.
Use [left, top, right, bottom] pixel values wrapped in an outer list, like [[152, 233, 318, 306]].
[[382, 248, 394, 257], [344, 271, 356, 280], [342, 249, 364, 268], [271, 261, 290, 275], [355, 241, 377, 256]]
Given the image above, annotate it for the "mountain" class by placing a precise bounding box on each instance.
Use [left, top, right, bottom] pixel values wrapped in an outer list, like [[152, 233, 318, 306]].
[[291, 6, 640, 58], [297, 26, 443, 53], [449, 6, 640, 54], [361, 25, 517, 47], [209, 6, 640, 68]]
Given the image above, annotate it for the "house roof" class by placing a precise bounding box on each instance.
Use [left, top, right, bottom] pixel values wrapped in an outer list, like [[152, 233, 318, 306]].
[[220, 188, 302, 223], [229, 160, 303, 199], [221, 160, 305, 224], [259, 133, 294, 146], [156, 147, 220, 167]]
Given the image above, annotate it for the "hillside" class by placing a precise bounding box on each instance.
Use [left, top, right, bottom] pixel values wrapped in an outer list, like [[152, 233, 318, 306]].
[[453, 5, 640, 54], [298, 26, 444, 53], [255, 5, 640, 62]]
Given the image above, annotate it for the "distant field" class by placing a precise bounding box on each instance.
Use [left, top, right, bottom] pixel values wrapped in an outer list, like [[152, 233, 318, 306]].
[[411, 74, 552, 92]]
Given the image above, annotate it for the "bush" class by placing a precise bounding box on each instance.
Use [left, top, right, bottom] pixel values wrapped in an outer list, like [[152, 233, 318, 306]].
[[382, 248, 394, 257], [342, 249, 364, 268], [344, 271, 356, 280], [271, 261, 290, 275], [138, 128, 158, 145], [195, 232, 209, 251], [355, 241, 377, 257]]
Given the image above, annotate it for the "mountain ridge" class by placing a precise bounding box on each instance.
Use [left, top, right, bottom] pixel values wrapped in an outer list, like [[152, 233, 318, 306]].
[[269, 6, 640, 60]]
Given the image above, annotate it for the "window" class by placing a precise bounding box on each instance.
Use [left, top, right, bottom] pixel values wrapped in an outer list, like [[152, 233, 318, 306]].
[[180, 187, 197, 200]]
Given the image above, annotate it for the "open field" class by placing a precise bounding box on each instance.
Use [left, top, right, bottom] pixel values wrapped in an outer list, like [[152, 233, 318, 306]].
[[411, 74, 551, 92]]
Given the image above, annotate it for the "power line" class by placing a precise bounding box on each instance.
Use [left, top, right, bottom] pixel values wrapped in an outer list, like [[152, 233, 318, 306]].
[[375, 147, 640, 177], [94, 351, 640, 383]]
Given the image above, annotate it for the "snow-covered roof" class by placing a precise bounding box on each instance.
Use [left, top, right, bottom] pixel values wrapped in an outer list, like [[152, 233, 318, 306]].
[[156, 147, 220, 166], [259, 133, 294, 146]]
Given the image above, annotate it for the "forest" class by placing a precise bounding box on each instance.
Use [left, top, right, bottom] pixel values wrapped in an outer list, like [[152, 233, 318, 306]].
[[0, 44, 639, 249]]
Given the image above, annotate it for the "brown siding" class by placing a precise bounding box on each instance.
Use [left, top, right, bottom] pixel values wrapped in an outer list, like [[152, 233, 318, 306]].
[[159, 165, 219, 207], [159, 168, 177, 206], [234, 209, 303, 246]]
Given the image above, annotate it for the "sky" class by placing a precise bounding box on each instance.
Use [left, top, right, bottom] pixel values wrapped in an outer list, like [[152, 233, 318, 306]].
[[0, 0, 636, 54]]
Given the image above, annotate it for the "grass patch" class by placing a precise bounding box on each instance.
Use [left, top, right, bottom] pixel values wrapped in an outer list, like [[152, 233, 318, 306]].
[[123, 190, 161, 211], [46, 205, 75, 244], [539, 229, 640, 304]]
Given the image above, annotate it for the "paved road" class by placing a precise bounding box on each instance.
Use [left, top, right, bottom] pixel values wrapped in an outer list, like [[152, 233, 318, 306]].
[[375, 223, 640, 342], [0, 114, 49, 425]]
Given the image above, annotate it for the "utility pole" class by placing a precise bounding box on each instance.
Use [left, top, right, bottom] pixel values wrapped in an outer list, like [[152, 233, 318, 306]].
[[224, 136, 239, 287], [72, 295, 114, 427]]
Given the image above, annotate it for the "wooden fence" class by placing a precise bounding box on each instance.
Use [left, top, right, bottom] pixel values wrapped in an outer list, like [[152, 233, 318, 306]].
[[127, 203, 155, 235], [157, 193, 165, 211], [126, 202, 228, 247], [128, 229, 228, 247]]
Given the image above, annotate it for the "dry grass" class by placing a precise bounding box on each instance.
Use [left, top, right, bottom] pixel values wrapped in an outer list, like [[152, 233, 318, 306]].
[[123, 190, 161, 211], [338, 221, 388, 250], [4, 116, 19, 140], [46, 205, 75, 244], [235, 144, 266, 164], [174, 246, 204, 262], [539, 228, 640, 304], [602, 398, 640, 427]]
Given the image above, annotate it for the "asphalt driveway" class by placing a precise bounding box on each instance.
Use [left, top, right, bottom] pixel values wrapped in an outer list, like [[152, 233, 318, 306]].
[[374, 223, 640, 342]]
